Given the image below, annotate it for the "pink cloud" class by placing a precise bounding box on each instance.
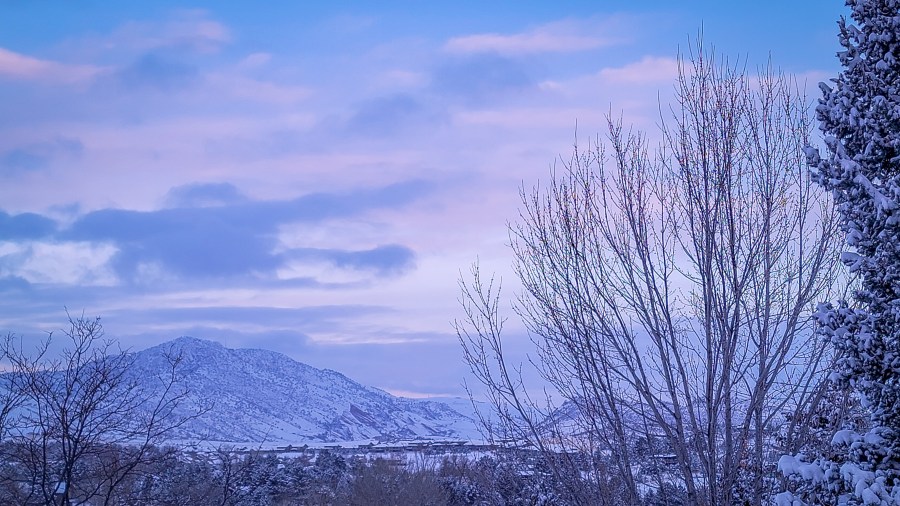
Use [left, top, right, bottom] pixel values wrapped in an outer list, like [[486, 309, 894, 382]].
[[0, 48, 103, 84], [94, 9, 231, 55], [206, 74, 312, 104], [598, 56, 680, 84], [237, 52, 272, 70], [444, 19, 623, 55]]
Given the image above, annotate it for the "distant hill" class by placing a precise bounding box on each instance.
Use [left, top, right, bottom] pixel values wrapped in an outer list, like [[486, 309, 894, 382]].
[[130, 336, 482, 444]]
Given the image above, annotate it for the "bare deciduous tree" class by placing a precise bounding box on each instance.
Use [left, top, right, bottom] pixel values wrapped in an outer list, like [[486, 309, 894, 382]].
[[0, 313, 203, 506], [457, 45, 842, 506]]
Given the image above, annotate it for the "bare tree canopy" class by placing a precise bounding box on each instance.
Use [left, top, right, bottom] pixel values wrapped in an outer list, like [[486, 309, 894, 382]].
[[457, 43, 842, 506], [0, 313, 204, 506]]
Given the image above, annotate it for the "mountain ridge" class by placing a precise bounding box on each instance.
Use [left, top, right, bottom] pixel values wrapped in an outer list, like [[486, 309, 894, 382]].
[[130, 336, 481, 444]]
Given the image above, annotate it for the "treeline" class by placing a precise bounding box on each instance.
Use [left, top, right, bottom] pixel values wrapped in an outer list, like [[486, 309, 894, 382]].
[[0, 445, 565, 506]]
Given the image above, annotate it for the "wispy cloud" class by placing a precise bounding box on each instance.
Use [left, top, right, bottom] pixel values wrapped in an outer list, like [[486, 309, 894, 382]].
[[107, 304, 388, 330], [598, 56, 680, 84], [443, 19, 621, 55], [164, 182, 247, 208], [236, 52, 272, 70], [205, 73, 312, 104], [285, 245, 416, 277], [104, 9, 231, 54], [0, 48, 104, 84], [0, 136, 84, 175]]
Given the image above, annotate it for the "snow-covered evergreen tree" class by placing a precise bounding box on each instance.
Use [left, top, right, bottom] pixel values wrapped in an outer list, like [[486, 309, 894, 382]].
[[779, 1, 900, 504]]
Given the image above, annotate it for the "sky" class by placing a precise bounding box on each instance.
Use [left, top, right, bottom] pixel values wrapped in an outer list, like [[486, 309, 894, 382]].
[[0, 1, 849, 398]]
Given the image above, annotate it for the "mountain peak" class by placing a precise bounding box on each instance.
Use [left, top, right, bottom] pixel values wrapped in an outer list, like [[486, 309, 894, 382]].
[[130, 336, 479, 443], [167, 335, 225, 348], [138, 335, 226, 356]]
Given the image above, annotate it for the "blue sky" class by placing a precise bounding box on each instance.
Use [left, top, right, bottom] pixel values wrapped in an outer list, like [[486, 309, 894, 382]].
[[0, 1, 848, 397]]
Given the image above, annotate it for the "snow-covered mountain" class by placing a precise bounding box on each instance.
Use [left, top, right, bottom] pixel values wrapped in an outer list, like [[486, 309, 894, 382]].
[[130, 336, 481, 444]]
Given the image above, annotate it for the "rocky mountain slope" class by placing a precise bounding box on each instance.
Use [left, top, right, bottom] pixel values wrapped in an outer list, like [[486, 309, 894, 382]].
[[130, 336, 480, 443]]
